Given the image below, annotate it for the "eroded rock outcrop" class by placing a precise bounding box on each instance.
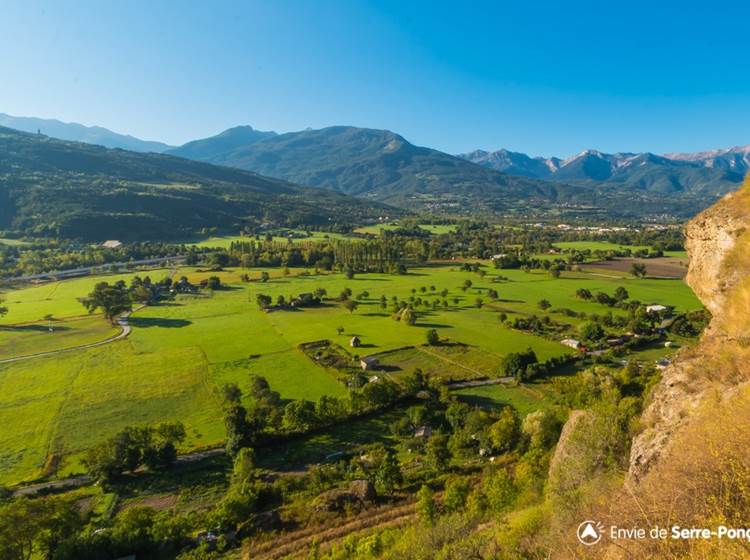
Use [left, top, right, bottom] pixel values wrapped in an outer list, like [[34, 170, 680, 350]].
[[629, 180, 750, 481]]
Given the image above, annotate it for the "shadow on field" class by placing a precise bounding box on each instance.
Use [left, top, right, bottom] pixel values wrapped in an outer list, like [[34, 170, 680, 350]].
[[455, 394, 506, 410], [418, 322, 452, 329], [129, 317, 192, 328], [0, 324, 72, 332]]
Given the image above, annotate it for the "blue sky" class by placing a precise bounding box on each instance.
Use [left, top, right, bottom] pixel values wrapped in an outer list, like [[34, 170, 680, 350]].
[[1, 0, 749, 156]]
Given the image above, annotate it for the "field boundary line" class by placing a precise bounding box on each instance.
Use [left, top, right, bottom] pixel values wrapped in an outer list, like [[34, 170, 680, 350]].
[[0, 305, 145, 364], [415, 345, 487, 378]]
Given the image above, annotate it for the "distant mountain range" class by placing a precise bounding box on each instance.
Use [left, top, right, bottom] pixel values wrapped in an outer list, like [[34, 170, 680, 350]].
[[1, 112, 745, 220], [458, 146, 749, 197], [0, 113, 175, 153], [167, 126, 577, 214], [168, 125, 745, 217], [0, 126, 392, 240]]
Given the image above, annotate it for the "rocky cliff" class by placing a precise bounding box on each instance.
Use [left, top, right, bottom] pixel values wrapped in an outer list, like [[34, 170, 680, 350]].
[[629, 177, 750, 480]]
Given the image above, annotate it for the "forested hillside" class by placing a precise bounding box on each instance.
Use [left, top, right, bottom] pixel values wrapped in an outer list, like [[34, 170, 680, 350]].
[[0, 127, 395, 241]]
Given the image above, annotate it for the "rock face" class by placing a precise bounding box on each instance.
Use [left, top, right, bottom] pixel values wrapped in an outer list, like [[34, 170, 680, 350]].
[[629, 180, 750, 480]]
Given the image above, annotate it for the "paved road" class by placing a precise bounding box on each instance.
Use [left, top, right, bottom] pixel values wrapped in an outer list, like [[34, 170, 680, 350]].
[[0, 306, 144, 365], [12, 447, 225, 496], [2, 256, 187, 283], [446, 377, 513, 389]]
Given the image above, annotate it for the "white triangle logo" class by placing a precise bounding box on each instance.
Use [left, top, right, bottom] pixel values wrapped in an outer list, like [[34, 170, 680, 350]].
[[581, 523, 598, 539], [577, 520, 603, 545]]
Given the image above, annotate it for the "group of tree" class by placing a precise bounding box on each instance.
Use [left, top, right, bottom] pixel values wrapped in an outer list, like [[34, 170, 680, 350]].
[[83, 422, 186, 483]]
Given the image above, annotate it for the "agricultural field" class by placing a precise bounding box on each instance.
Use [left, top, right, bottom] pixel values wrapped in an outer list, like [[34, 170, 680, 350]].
[[553, 240, 688, 259], [353, 223, 457, 235], [187, 230, 351, 249], [0, 262, 701, 486]]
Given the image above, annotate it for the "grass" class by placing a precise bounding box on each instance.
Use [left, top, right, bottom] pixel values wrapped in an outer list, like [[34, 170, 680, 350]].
[[453, 382, 555, 417], [553, 240, 687, 259], [0, 263, 701, 485], [0, 316, 118, 359], [187, 231, 350, 249], [353, 224, 457, 235]]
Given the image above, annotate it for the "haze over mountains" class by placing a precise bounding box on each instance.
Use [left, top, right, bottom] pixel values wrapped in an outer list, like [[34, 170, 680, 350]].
[[458, 146, 749, 196], [0, 113, 175, 153]]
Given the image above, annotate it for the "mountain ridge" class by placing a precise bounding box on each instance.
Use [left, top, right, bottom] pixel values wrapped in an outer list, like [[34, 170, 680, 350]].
[[0, 113, 175, 153], [0, 126, 394, 240], [459, 144, 747, 195]]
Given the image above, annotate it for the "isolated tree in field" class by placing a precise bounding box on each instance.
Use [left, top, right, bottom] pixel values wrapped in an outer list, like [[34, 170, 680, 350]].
[[400, 307, 417, 325], [475, 297, 483, 308], [538, 299, 551, 311], [0, 297, 7, 318], [255, 293, 272, 309], [81, 281, 132, 323], [614, 286, 630, 301], [462, 279, 473, 291], [380, 295, 387, 309], [425, 329, 440, 346], [260, 271, 270, 282], [337, 326, 345, 336], [205, 276, 221, 290], [342, 299, 359, 313], [631, 263, 647, 278], [576, 288, 592, 300], [344, 264, 355, 279]]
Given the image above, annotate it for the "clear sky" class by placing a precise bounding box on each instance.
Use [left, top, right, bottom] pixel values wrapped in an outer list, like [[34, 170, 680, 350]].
[[1, 0, 749, 157]]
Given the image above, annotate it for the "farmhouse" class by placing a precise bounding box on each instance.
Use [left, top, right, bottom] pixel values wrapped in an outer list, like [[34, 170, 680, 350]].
[[414, 426, 433, 439], [561, 338, 582, 350], [360, 356, 378, 371], [350, 336, 361, 348], [646, 304, 669, 314], [100, 240, 123, 249]]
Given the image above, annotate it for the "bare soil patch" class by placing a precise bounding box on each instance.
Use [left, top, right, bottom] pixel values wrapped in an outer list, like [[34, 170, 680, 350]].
[[584, 257, 689, 279]]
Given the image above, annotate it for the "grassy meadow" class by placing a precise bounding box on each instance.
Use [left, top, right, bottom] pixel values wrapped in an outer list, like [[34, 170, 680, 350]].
[[0, 261, 701, 485]]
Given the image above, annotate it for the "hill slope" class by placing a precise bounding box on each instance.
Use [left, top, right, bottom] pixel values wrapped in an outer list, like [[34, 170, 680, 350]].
[[170, 126, 733, 218], [168, 126, 592, 214], [0, 113, 174, 153], [0, 127, 394, 240]]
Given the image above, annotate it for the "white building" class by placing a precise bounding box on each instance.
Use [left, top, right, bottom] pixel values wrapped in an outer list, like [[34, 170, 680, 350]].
[[561, 338, 582, 350]]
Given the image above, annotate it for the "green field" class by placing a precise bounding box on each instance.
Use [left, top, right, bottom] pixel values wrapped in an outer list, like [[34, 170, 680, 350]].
[[454, 382, 555, 417], [188, 231, 350, 249], [354, 223, 457, 235], [553, 240, 687, 259], [0, 263, 701, 485]]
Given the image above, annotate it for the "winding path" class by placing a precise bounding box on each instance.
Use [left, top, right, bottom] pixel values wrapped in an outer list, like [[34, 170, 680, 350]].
[[0, 306, 144, 365]]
